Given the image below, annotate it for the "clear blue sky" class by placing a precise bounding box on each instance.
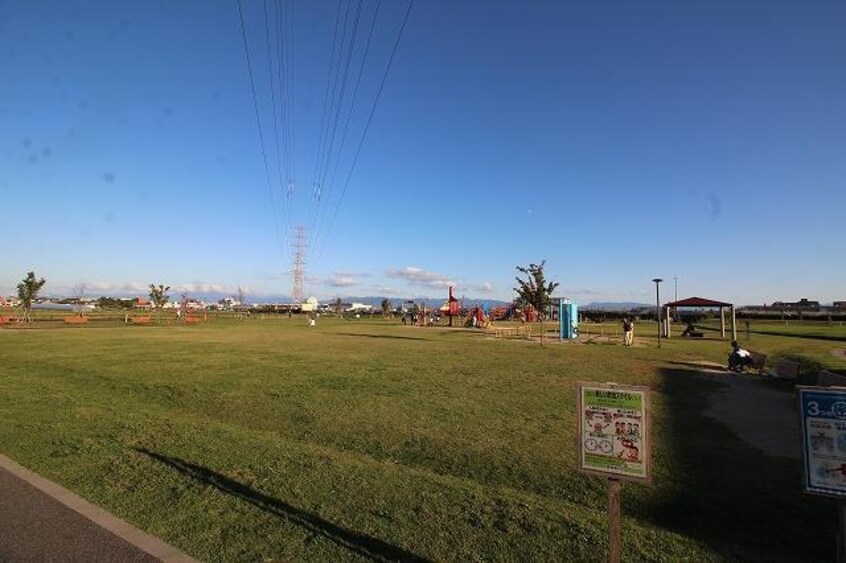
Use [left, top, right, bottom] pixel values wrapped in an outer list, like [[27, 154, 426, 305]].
[[2, 0, 844, 305]]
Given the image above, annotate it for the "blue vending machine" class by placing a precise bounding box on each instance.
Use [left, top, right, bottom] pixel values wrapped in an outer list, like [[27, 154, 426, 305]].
[[558, 299, 579, 340]]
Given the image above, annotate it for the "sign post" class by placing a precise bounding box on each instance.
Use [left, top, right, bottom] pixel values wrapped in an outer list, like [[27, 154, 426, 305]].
[[798, 386, 846, 561], [578, 382, 651, 562]]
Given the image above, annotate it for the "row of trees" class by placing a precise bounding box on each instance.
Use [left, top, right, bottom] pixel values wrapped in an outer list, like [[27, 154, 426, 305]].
[[10, 261, 560, 323]]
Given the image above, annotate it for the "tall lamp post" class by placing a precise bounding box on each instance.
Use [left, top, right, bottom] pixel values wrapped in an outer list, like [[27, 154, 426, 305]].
[[652, 278, 663, 348]]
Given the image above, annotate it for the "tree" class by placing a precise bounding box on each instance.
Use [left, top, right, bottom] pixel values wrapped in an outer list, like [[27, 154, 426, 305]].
[[333, 297, 344, 316], [381, 298, 392, 318], [513, 261, 559, 321], [17, 271, 46, 323], [148, 284, 170, 322], [71, 283, 86, 316]]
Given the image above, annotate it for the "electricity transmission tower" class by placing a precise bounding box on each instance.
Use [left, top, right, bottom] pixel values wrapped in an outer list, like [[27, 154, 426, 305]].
[[291, 226, 307, 304]]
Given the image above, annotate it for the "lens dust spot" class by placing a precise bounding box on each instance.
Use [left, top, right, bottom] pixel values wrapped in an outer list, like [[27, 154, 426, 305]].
[[103, 172, 115, 184], [163, 106, 174, 117], [41, 147, 52, 157]]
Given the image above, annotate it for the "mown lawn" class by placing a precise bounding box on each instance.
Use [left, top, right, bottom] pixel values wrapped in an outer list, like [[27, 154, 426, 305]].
[[0, 318, 841, 561]]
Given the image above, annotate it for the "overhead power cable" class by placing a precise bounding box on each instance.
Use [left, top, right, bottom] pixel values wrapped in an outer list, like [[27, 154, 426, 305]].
[[313, 0, 414, 267], [311, 0, 381, 244], [263, 0, 289, 238], [236, 0, 287, 259]]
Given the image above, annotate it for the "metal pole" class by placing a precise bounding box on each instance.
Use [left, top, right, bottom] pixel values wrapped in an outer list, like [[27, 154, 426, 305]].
[[652, 279, 663, 348]]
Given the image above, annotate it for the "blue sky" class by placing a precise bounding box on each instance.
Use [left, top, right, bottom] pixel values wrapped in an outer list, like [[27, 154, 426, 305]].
[[2, 0, 844, 305]]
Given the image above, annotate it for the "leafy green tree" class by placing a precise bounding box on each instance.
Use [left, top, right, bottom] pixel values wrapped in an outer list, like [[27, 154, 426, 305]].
[[513, 261, 559, 321], [17, 271, 46, 323], [149, 284, 170, 322], [381, 298, 392, 318]]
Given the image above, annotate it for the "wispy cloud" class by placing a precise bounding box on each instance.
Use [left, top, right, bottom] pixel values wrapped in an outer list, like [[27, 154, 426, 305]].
[[464, 282, 495, 293], [386, 266, 455, 289], [558, 287, 603, 297], [374, 286, 404, 295], [326, 275, 359, 288]]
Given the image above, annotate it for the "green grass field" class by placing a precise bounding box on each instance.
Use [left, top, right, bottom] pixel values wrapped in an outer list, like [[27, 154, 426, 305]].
[[2, 317, 845, 561]]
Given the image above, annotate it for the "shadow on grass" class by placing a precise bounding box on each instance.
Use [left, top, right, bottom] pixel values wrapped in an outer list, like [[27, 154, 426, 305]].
[[648, 367, 834, 561], [335, 333, 428, 342], [135, 448, 429, 562], [664, 360, 727, 371]]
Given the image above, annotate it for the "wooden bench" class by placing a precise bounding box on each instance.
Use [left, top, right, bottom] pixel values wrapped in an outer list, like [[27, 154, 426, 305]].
[[0, 315, 19, 325], [746, 350, 768, 375], [131, 316, 152, 325], [63, 316, 88, 325], [770, 358, 801, 381], [817, 370, 846, 387]]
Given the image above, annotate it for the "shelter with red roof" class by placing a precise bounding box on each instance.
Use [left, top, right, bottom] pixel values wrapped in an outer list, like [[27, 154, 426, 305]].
[[663, 296, 736, 340]]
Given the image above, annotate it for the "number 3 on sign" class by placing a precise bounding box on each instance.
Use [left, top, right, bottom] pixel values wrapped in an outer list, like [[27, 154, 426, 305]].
[[807, 401, 820, 416]]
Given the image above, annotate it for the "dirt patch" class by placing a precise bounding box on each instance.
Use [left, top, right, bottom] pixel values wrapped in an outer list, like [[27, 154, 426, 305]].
[[701, 372, 800, 459], [831, 348, 846, 359]]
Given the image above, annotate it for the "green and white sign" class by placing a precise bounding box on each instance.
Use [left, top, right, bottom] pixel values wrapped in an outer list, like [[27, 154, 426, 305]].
[[578, 382, 651, 483]]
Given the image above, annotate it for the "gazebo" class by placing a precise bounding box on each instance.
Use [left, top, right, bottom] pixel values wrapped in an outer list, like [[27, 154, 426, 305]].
[[662, 296, 736, 340]]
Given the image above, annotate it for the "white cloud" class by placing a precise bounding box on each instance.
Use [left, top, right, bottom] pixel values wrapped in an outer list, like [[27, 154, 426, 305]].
[[386, 266, 455, 289], [326, 276, 359, 288], [464, 282, 495, 293], [374, 286, 404, 295], [558, 287, 603, 297]]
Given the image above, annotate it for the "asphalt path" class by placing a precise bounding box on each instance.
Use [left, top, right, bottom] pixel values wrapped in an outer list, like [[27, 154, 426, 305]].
[[0, 455, 192, 562]]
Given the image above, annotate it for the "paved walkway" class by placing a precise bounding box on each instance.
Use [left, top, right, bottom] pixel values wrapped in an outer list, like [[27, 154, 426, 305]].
[[0, 454, 194, 562]]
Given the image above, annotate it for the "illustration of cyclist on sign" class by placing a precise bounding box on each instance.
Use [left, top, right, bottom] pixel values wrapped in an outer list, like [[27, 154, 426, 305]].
[[578, 382, 651, 483], [798, 387, 846, 497]]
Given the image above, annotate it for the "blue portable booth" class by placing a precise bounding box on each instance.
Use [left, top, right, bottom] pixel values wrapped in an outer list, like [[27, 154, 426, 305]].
[[558, 299, 579, 340]]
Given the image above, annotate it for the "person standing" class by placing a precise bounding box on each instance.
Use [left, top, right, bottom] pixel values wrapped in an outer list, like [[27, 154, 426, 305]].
[[622, 317, 634, 346]]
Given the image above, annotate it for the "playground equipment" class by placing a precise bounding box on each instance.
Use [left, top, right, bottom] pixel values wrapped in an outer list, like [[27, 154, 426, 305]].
[[559, 298, 579, 340]]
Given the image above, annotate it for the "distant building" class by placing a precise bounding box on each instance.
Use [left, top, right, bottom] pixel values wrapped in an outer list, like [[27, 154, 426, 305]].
[[833, 301, 846, 309], [300, 296, 319, 312], [770, 298, 820, 310]]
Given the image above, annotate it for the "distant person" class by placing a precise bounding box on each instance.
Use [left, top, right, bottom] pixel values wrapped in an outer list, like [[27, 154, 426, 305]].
[[727, 340, 752, 372], [681, 322, 695, 337], [622, 317, 634, 346]]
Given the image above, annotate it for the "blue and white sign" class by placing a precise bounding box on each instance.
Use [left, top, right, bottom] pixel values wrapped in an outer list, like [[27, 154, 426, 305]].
[[798, 387, 846, 497]]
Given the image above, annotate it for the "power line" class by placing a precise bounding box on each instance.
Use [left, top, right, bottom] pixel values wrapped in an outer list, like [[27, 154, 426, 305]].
[[311, 0, 381, 245], [314, 0, 414, 266], [310, 0, 346, 209], [315, 0, 363, 203], [236, 0, 286, 259], [263, 0, 289, 239]]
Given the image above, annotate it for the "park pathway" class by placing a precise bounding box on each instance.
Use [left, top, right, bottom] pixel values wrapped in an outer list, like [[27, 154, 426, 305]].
[[696, 368, 800, 459], [0, 454, 194, 562]]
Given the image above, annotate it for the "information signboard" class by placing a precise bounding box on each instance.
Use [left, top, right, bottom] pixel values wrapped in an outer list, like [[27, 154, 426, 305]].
[[798, 387, 846, 497], [577, 382, 651, 483]]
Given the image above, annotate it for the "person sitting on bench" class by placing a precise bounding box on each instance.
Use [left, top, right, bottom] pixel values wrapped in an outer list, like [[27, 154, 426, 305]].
[[681, 323, 696, 337], [728, 340, 753, 372]]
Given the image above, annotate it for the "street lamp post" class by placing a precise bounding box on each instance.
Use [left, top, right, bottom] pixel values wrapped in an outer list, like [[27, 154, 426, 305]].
[[652, 278, 663, 348]]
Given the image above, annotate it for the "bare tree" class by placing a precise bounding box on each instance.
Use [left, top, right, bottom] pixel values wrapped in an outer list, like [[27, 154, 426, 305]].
[[71, 283, 86, 317]]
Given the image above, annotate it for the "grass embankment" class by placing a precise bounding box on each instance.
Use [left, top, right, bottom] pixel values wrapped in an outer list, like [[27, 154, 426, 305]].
[[0, 319, 841, 560]]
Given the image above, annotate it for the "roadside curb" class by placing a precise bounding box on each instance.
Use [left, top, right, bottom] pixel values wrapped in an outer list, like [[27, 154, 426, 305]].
[[0, 453, 197, 562]]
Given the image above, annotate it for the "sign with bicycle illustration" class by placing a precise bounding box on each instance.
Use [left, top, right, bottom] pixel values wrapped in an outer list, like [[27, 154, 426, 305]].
[[798, 387, 846, 497], [578, 382, 652, 483]]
